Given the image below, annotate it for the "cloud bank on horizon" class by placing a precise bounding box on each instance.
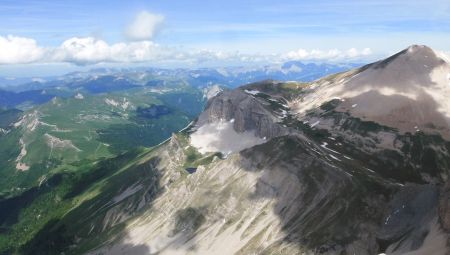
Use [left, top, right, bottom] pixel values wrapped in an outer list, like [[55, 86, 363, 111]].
[[0, 33, 374, 65]]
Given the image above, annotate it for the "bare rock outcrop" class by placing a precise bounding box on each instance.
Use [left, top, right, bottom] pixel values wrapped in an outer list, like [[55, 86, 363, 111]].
[[196, 89, 287, 139]]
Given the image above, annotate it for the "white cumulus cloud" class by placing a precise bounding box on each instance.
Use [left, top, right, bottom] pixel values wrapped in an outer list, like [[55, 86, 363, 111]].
[[125, 11, 165, 41], [0, 35, 46, 64], [52, 37, 174, 65]]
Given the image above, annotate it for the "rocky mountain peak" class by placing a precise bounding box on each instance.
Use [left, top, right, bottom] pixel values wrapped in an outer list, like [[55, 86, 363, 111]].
[[283, 45, 450, 139], [404, 45, 449, 63], [406, 44, 435, 55], [368, 44, 447, 72]]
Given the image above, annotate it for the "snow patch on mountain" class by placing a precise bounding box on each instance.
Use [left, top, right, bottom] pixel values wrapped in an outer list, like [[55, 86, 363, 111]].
[[244, 89, 260, 96], [190, 121, 266, 155]]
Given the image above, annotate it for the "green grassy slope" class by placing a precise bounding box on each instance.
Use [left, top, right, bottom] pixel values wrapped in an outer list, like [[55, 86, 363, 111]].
[[0, 86, 205, 195]]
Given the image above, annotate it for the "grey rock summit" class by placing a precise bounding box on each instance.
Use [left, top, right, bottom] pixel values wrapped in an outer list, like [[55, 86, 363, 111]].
[[196, 88, 288, 139]]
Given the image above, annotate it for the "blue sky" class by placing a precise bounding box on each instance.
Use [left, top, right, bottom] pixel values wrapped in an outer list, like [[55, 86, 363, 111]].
[[1, 0, 450, 76]]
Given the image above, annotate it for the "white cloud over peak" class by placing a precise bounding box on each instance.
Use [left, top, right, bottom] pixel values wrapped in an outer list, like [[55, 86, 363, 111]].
[[125, 11, 165, 41], [0, 35, 46, 64], [284, 48, 372, 61]]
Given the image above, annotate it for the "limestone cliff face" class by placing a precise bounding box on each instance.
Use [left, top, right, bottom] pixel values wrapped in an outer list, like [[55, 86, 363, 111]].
[[196, 89, 287, 139]]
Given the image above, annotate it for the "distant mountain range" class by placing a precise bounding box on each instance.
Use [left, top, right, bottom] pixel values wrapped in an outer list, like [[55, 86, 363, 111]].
[[0, 61, 361, 90]]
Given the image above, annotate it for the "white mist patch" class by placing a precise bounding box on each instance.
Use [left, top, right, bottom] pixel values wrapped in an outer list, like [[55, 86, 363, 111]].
[[190, 121, 265, 154], [244, 89, 260, 96], [428, 66, 450, 119], [436, 50, 450, 63]]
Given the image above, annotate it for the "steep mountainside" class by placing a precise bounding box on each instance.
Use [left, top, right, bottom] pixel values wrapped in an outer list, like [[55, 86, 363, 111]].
[[1, 45, 449, 255]]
